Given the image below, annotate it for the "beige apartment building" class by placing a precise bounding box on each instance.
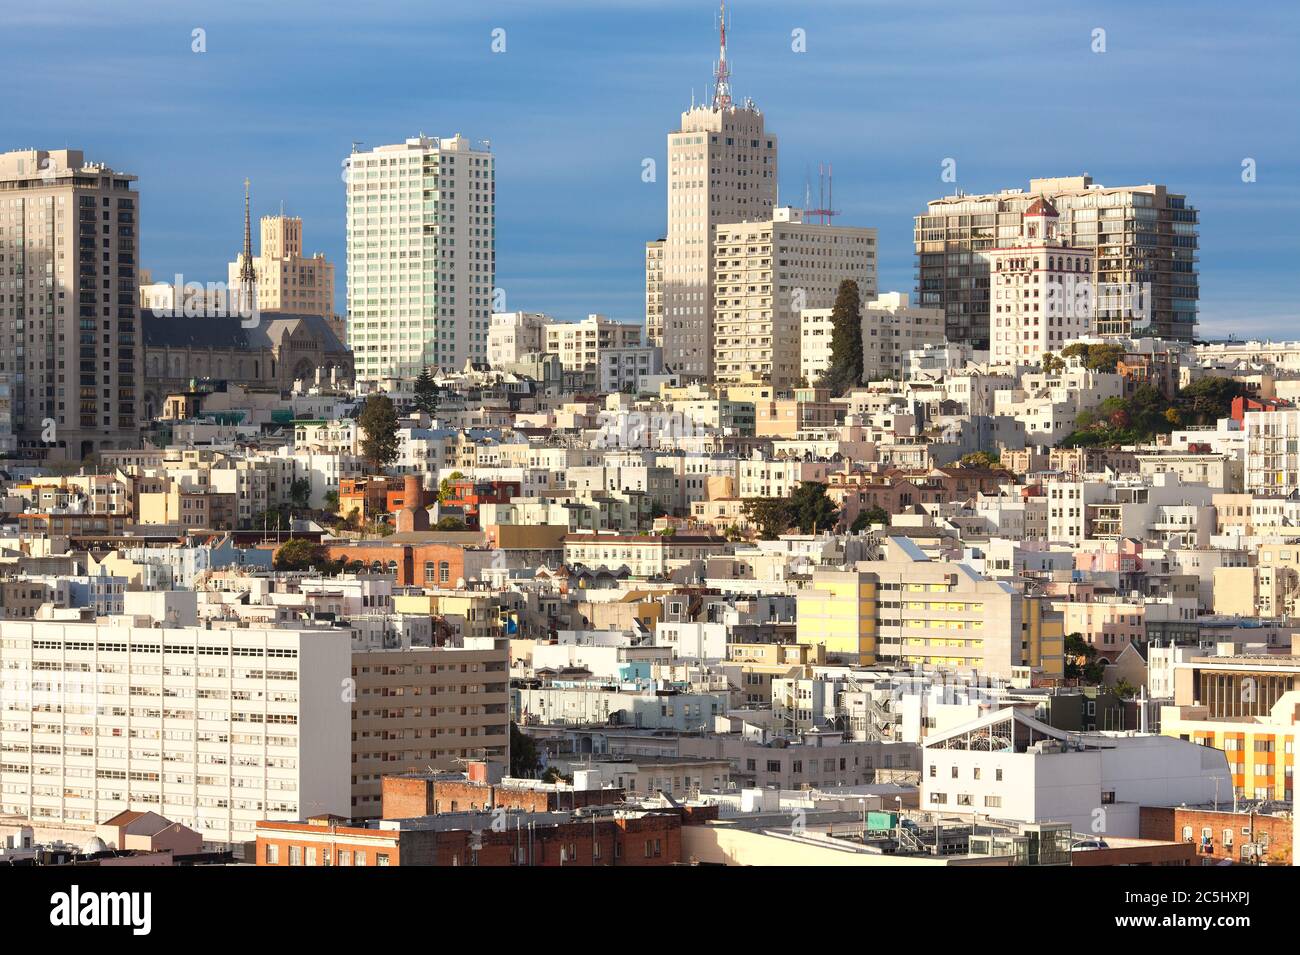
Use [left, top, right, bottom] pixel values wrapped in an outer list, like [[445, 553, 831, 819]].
[[713, 208, 876, 392], [0, 148, 143, 460], [544, 314, 643, 375], [487, 311, 551, 368], [645, 238, 665, 347], [349, 642, 510, 819], [985, 199, 1094, 367], [801, 291, 943, 386], [657, 100, 778, 382], [915, 174, 1199, 346], [345, 134, 495, 381], [795, 538, 1064, 678], [227, 213, 335, 317]]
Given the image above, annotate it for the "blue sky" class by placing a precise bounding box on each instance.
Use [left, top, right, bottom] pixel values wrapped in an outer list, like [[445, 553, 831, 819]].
[[6, 0, 1298, 338]]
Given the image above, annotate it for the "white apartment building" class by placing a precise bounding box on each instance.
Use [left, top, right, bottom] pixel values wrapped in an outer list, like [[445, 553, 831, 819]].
[[544, 314, 644, 376], [599, 345, 664, 394], [985, 199, 1094, 367], [345, 134, 494, 380], [487, 311, 552, 367], [714, 207, 876, 391], [657, 87, 778, 381], [801, 291, 941, 386], [993, 365, 1124, 448], [1244, 408, 1300, 494], [0, 618, 351, 846]]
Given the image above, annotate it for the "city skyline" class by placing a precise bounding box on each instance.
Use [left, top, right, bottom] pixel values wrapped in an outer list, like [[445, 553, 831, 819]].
[[7, 0, 1298, 339]]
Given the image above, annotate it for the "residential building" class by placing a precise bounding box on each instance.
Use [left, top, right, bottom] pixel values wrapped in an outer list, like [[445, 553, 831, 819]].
[[712, 207, 876, 391], [0, 148, 142, 459], [345, 134, 495, 379], [915, 175, 1199, 346]]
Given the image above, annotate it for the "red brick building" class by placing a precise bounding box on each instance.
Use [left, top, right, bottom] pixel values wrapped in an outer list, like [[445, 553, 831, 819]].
[[324, 542, 466, 587], [255, 809, 691, 867], [381, 773, 626, 819], [1139, 806, 1292, 865], [440, 479, 521, 530]]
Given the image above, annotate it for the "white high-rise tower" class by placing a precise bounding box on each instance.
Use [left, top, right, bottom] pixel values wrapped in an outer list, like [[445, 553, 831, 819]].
[[345, 134, 495, 382]]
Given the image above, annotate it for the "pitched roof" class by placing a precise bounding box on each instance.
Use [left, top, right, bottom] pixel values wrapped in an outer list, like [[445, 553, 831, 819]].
[[1024, 197, 1059, 217], [142, 309, 348, 354]]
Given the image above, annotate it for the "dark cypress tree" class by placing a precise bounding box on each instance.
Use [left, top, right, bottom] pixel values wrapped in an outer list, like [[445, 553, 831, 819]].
[[412, 367, 439, 416], [819, 279, 862, 396]]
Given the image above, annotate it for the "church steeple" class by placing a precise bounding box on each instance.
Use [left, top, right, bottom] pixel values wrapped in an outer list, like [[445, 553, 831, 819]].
[[237, 178, 257, 314]]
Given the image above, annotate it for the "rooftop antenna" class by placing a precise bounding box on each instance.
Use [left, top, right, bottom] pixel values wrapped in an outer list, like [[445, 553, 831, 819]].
[[712, 0, 732, 110], [805, 163, 840, 224]]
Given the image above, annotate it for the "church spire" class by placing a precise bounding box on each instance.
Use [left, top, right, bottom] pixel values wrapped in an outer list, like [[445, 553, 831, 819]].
[[238, 178, 257, 314]]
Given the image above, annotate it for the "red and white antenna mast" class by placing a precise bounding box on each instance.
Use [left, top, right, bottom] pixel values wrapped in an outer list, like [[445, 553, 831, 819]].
[[712, 0, 732, 109]]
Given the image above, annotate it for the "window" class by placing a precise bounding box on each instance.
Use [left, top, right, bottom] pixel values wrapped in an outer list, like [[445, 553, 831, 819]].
[[288, 845, 302, 866], [377, 853, 391, 867], [984, 795, 1001, 809], [265, 844, 279, 865]]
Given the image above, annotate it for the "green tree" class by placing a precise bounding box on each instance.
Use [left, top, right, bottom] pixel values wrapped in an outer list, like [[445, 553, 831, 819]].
[[274, 537, 330, 571], [435, 516, 467, 531], [1084, 343, 1125, 373], [1042, 352, 1066, 374], [324, 490, 340, 513], [412, 367, 439, 416], [358, 394, 400, 473], [438, 471, 465, 502], [1176, 376, 1248, 425], [818, 279, 863, 396], [742, 498, 793, 540], [789, 481, 840, 534], [959, 451, 1001, 469], [1064, 632, 1106, 684], [254, 507, 292, 532], [851, 505, 889, 532], [289, 478, 312, 511], [509, 722, 541, 778]]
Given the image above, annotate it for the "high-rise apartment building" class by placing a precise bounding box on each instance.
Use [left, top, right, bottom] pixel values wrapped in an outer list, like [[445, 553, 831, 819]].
[[0, 617, 352, 846], [227, 211, 335, 318], [345, 134, 495, 382], [0, 149, 142, 461], [915, 175, 1198, 347], [985, 199, 1094, 367], [712, 207, 876, 391], [655, 9, 778, 382]]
